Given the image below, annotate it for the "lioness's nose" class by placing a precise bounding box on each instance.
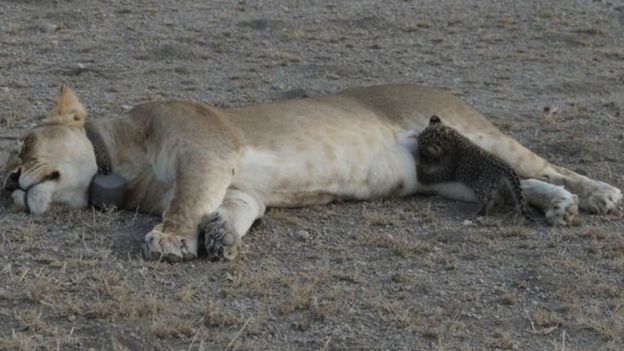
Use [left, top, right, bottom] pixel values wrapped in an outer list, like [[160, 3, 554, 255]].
[[3, 170, 21, 192]]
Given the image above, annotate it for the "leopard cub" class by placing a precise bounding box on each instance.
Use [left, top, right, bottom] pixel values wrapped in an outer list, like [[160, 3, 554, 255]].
[[416, 115, 532, 222]]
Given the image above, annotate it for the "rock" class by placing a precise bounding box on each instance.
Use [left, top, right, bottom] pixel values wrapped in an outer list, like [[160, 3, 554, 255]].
[[462, 219, 474, 226], [225, 272, 235, 282], [295, 229, 310, 241], [38, 22, 58, 33]]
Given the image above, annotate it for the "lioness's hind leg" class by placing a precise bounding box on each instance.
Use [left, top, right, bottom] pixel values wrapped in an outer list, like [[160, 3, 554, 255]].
[[543, 164, 622, 214], [466, 131, 621, 217], [200, 189, 265, 261]]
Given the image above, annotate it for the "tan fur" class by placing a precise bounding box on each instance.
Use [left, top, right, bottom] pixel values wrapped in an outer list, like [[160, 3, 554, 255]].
[[2, 84, 621, 261]]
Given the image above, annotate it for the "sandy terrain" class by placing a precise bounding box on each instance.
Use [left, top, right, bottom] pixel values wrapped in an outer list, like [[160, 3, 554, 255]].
[[1, 0, 623, 350]]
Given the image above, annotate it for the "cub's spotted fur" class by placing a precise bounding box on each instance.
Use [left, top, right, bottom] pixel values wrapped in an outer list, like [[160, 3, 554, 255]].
[[417, 115, 532, 221]]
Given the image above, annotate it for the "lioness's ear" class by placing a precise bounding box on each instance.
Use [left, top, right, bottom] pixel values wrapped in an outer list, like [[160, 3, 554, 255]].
[[45, 85, 87, 127], [429, 115, 441, 125]]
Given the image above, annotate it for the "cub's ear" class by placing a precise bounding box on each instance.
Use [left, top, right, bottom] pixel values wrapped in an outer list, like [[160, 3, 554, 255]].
[[45, 85, 87, 127], [429, 115, 442, 125]]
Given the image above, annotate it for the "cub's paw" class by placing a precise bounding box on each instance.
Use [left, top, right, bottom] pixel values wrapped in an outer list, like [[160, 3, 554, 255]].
[[545, 193, 579, 226], [143, 224, 198, 262], [199, 213, 241, 261], [578, 181, 622, 214]]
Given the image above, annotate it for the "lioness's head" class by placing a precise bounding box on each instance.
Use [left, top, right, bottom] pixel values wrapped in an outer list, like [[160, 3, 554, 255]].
[[2, 85, 97, 214]]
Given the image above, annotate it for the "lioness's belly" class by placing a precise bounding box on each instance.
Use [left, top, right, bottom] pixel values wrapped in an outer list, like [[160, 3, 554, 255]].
[[232, 130, 419, 207]]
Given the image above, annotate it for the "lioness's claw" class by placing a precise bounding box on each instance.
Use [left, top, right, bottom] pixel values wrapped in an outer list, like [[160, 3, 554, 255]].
[[143, 226, 197, 262], [199, 213, 241, 261]]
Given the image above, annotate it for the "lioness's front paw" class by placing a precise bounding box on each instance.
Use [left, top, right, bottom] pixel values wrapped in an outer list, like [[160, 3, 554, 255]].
[[545, 194, 579, 226], [199, 213, 241, 261], [578, 181, 622, 214], [143, 225, 198, 262]]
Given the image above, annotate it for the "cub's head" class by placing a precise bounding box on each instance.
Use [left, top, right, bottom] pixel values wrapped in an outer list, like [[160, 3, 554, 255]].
[[416, 115, 458, 164], [2, 86, 97, 214]]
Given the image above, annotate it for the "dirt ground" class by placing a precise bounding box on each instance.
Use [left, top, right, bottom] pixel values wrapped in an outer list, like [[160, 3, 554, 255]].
[[1, 0, 624, 350]]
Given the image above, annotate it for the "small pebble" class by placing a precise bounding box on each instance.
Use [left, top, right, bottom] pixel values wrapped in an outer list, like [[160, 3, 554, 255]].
[[295, 229, 310, 241], [225, 272, 235, 282], [39, 22, 58, 33]]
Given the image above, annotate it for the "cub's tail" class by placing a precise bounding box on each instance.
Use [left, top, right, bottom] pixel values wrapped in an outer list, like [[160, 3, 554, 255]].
[[502, 167, 534, 223]]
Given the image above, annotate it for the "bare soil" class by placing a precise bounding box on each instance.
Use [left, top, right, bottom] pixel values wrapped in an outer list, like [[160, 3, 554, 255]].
[[1, 0, 624, 350]]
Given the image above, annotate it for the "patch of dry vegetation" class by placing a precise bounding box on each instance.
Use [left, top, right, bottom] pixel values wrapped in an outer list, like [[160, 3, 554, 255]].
[[599, 48, 624, 61], [152, 320, 194, 339], [278, 270, 334, 320], [573, 26, 605, 36], [490, 330, 515, 350], [358, 233, 432, 257], [0, 309, 80, 350], [495, 289, 516, 306], [532, 309, 564, 329], [220, 265, 278, 300]]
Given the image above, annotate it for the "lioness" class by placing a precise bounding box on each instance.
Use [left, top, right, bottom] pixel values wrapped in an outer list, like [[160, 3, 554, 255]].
[[2, 85, 621, 262]]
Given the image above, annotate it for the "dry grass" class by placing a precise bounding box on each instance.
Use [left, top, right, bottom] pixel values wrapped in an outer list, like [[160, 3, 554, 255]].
[[152, 320, 194, 339], [2, 309, 80, 350], [533, 309, 564, 328], [0, 331, 38, 351], [599, 48, 624, 61], [599, 284, 620, 298], [267, 208, 308, 228], [177, 283, 195, 303], [358, 233, 432, 257], [220, 267, 277, 299], [582, 227, 609, 240], [573, 26, 605, 36], [490, 330, 514, 350], [201, 301, 265, 343], [25, 279, 60, 305], [277, 270, 333, 317], [202, 302, 248, 327], [86, 294, 163, 319], [579, 317, 622, 342], [497, 293, 516, 306], [499, 225, 536, 239]]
